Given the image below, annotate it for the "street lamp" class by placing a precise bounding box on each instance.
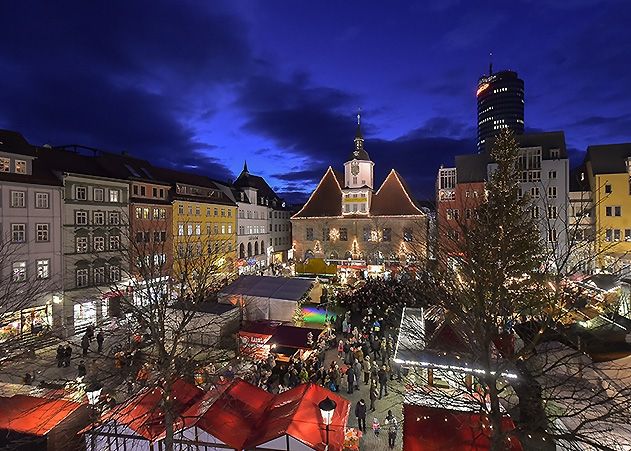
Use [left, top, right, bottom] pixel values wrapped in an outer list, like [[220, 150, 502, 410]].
[[318, 396, 337, 450]]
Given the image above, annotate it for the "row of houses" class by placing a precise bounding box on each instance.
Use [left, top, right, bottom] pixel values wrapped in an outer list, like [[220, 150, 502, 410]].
[[0, 129, 291, 342], [436, 131, 631, 275]]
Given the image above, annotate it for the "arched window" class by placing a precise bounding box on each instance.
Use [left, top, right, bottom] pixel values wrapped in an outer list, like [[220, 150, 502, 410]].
[[261, 240, 265, 254], [247, 242, 252, 257], [239, 243, 245, 259], [254, 241, 259, 255]]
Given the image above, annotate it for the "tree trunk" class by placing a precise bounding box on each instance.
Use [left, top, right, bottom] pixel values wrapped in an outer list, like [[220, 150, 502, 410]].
[[163, 387, 174, 451], [488, 378, 505, 451]]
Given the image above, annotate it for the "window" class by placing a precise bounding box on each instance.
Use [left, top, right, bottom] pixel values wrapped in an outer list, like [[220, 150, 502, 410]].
[[36, 259, 50, 279], [76, 186, 87, 200], [143, 231, 150, 243], [188, 205, 193, 215], [94, 267, 106, 285], [11, 224, 26, 242], [178, 223, 184, 236], [531, 206, 540, 219], [548, 186, 557, 198], [625, 229, 631, 242], [153, 208, 160, 219], [140, 186, 146, 196], [75, 210, 88, 225], [605, 184, 612, 194], [213, 224, 219, 234], [109, 189, 120, 202], [160, 231, 166, 242], [109, 266, 121, 282], [35, 192, 49, 209], [10, 190, 25, 208], [135, 207, 143, 219], [12, 262, 27, 282], [152, 187, 158, 197], [322, 228, 330, 242], [550, 148, 560, 159], [159, 188, 165, 198], [338, 228, 348, 241], [363, 227, 371, 242], [614, 229, 621, 241], [0, 157, 9, 172], [228, 224, 233, 234], [178, 204, 184, 215], [606, 229, 613, 242], [547, 229, 557, 242], [76, 269, 89, 287], [465, 209, 472, 219], [94, 236, 105, 251], [153, 231, 161, 242], [548, 206, 557, 219], [187, 224, 193, 236], [110, 235, 120, 250], [195, 224, 201, 235], [306, 228, 314, 241], [76, 237, 88, 253], [221, 209, 226, 217], [136, 232, 143, 243], [447, 229, 459, 241], [227, 210, 232, 217], [382, 228, 392, 242], [36, 223, 49, 242], [196, 207, 201, 216], [15, 160, 26, 174], [549, 171, 557, 179], [616, 206, 622, 216], [214, 208, 218, 216], [109, 212, 120, 225], [94, 188, 104, 202], [133, 185, 139, 196], [93, 211, 105, 225], [530, 187, 540, 198]]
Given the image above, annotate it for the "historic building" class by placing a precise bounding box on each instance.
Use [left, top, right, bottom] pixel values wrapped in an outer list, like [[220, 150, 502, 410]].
[[291, 121, 428, 273], [0, 131, 64, 343]]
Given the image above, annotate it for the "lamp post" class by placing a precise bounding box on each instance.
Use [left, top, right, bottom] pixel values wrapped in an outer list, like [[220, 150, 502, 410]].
[[319, 396, 337, 451]]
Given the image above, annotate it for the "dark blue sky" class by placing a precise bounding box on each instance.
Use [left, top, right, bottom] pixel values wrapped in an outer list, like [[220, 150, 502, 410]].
[[1, 1, 630, 203]]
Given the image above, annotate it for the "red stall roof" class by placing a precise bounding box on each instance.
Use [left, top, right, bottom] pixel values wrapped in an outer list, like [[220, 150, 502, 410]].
[[190, 378, 274, 449], [99, 379, 203, 442], [0, 395, 84, 436], [403, 404, 522, 451], [247, 383, 350, 451]]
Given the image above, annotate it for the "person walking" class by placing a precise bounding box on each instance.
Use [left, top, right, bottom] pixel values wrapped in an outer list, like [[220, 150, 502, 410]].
[[77, 360, 87, 379], [385, 410, 398, 449], [81, 334, 90, 356], [362, 356, 371, 385], [337, 340, 344, 358], [64, 344, 72, 367], [372, 418, 381, 437], [378, 365, 388, 399], [355, 399, 367, 433], [96, 329, 104, 353], [353, 359, 362, 390], [346, 366, 356, 395], [369, 381, 378, 412], [56, 345, 64, 368]]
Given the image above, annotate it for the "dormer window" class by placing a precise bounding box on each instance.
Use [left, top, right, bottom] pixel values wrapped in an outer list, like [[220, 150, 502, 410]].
[[0, 157, 9, 172], [15, 160, 26, 174]]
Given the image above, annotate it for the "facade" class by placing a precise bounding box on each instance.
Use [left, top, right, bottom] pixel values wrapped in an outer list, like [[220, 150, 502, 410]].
[[0, 132, 64, 343], [437, 132, 570, 269], [292, 122, 428, 274], [568, 165, 595, 273], [585, 143, 631, 272], [477, 69, 525, 151]]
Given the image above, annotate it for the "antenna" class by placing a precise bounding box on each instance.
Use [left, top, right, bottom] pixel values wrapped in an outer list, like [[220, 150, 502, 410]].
[[489, 52, 493, 76]]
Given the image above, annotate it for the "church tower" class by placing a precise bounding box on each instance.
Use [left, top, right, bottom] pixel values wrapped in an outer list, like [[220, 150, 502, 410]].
[[342, 114, 374, 215]]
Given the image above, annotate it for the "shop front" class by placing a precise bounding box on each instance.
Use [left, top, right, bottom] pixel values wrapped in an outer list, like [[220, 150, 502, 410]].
[[0, 304, 52, 343]]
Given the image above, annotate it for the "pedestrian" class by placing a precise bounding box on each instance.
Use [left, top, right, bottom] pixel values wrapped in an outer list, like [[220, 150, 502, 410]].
[[96, 329, 104, 353], [346, 366, 355, 394], [337, 340, 344, 358], [385, 410, 398, 449], [372, 418, 381, 437], [23, 372, 33, 385], [353, 359, 362, 389], [369, 381, 378, 411], [81, 333, 90, 356], [56, 345, 64, 368], [355, 399, 367, 433], [77, 360, 87, 379], [64, 344, 72, 367], [362, 356, 371, 385], [378, 365, 388, 399]]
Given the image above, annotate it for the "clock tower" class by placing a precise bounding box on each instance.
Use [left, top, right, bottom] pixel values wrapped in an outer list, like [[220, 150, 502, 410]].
[[342, 114, 374, 215]]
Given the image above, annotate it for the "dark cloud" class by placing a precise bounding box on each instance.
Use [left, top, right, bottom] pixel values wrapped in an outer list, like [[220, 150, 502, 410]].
[[0, 1, 250, 180], [272, 168, 328, 183]]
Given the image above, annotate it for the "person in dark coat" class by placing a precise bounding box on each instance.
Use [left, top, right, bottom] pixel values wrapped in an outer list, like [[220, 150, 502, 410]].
[[346, 366, 356, 394], [355, 399, 367, 432], [81, 334, 90, 356], [77, 360, 87, 378], [56, 345, 64, 367], [385, 410, 398, 449], [378, 365, 388, 399], [369, 381, 378, 411], [64, 344, 72, 367], [96, 329, 104, 353]]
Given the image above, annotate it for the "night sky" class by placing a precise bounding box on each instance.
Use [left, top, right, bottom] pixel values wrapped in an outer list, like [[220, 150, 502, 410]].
[[1, 1, 630, 204]]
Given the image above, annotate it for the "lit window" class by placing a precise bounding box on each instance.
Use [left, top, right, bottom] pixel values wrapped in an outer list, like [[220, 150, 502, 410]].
[[0, 157, 10, 172], [109, 189, 120, 202], [11, 224, 26, 242], [37, 259, 50, 279], [10, 191, 26, 208], [15, 160, 26, 174], [12, 261, 27, 282]]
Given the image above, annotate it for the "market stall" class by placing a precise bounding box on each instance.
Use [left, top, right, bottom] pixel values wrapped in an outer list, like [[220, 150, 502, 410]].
[[238, 321, 323, 362]]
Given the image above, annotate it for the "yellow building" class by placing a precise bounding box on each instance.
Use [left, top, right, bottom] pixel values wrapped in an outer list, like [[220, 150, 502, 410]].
[[586, 144, 631, 271], [155, 168, 237, 281]]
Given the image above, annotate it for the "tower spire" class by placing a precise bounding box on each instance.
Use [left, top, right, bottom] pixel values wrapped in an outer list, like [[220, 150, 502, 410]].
[[243, 160, 249, 174], [489, 51, 493, 76]]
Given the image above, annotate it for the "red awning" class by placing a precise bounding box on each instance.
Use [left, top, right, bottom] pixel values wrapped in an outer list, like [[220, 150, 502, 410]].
[[403, 404, 522, 451], [0, 395, 84, 436]]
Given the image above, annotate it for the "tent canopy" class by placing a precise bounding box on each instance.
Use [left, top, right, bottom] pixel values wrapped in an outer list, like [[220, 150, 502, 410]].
[[220, 275, 313, 302], [0, 395, 83, 436]]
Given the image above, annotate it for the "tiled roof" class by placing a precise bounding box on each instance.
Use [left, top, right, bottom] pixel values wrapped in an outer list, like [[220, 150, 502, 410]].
[[0, 129, 37, 157], [587, 143, 631, 175], [292, 167, 343, 218], [0, 395, 84, 436], [371, 170, 425, 216]]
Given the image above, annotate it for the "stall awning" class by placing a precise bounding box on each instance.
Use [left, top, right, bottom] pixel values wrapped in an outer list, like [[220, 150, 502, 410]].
[[0, 395, 84, 436]]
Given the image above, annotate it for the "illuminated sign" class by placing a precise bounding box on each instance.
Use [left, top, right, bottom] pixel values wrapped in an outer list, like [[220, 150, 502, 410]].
[[344, 197, 368, 203], [476, 83, 489, 97]]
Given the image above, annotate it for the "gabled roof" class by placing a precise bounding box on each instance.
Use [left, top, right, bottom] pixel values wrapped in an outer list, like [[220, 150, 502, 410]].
[[246, 383, 350, 451], [0, 130, 37, 157], [371, 170, 425, 216], [0, 395, 84, 436], [234, 167, 283, 204], [99, 379, 203, 442], [292, 166, 343, 218], [190, 379, 273, 449], [586, 143, 631, 175]]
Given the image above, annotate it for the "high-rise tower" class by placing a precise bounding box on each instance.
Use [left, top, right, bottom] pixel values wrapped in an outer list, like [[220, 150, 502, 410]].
[[476, 68, 524, 151]]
